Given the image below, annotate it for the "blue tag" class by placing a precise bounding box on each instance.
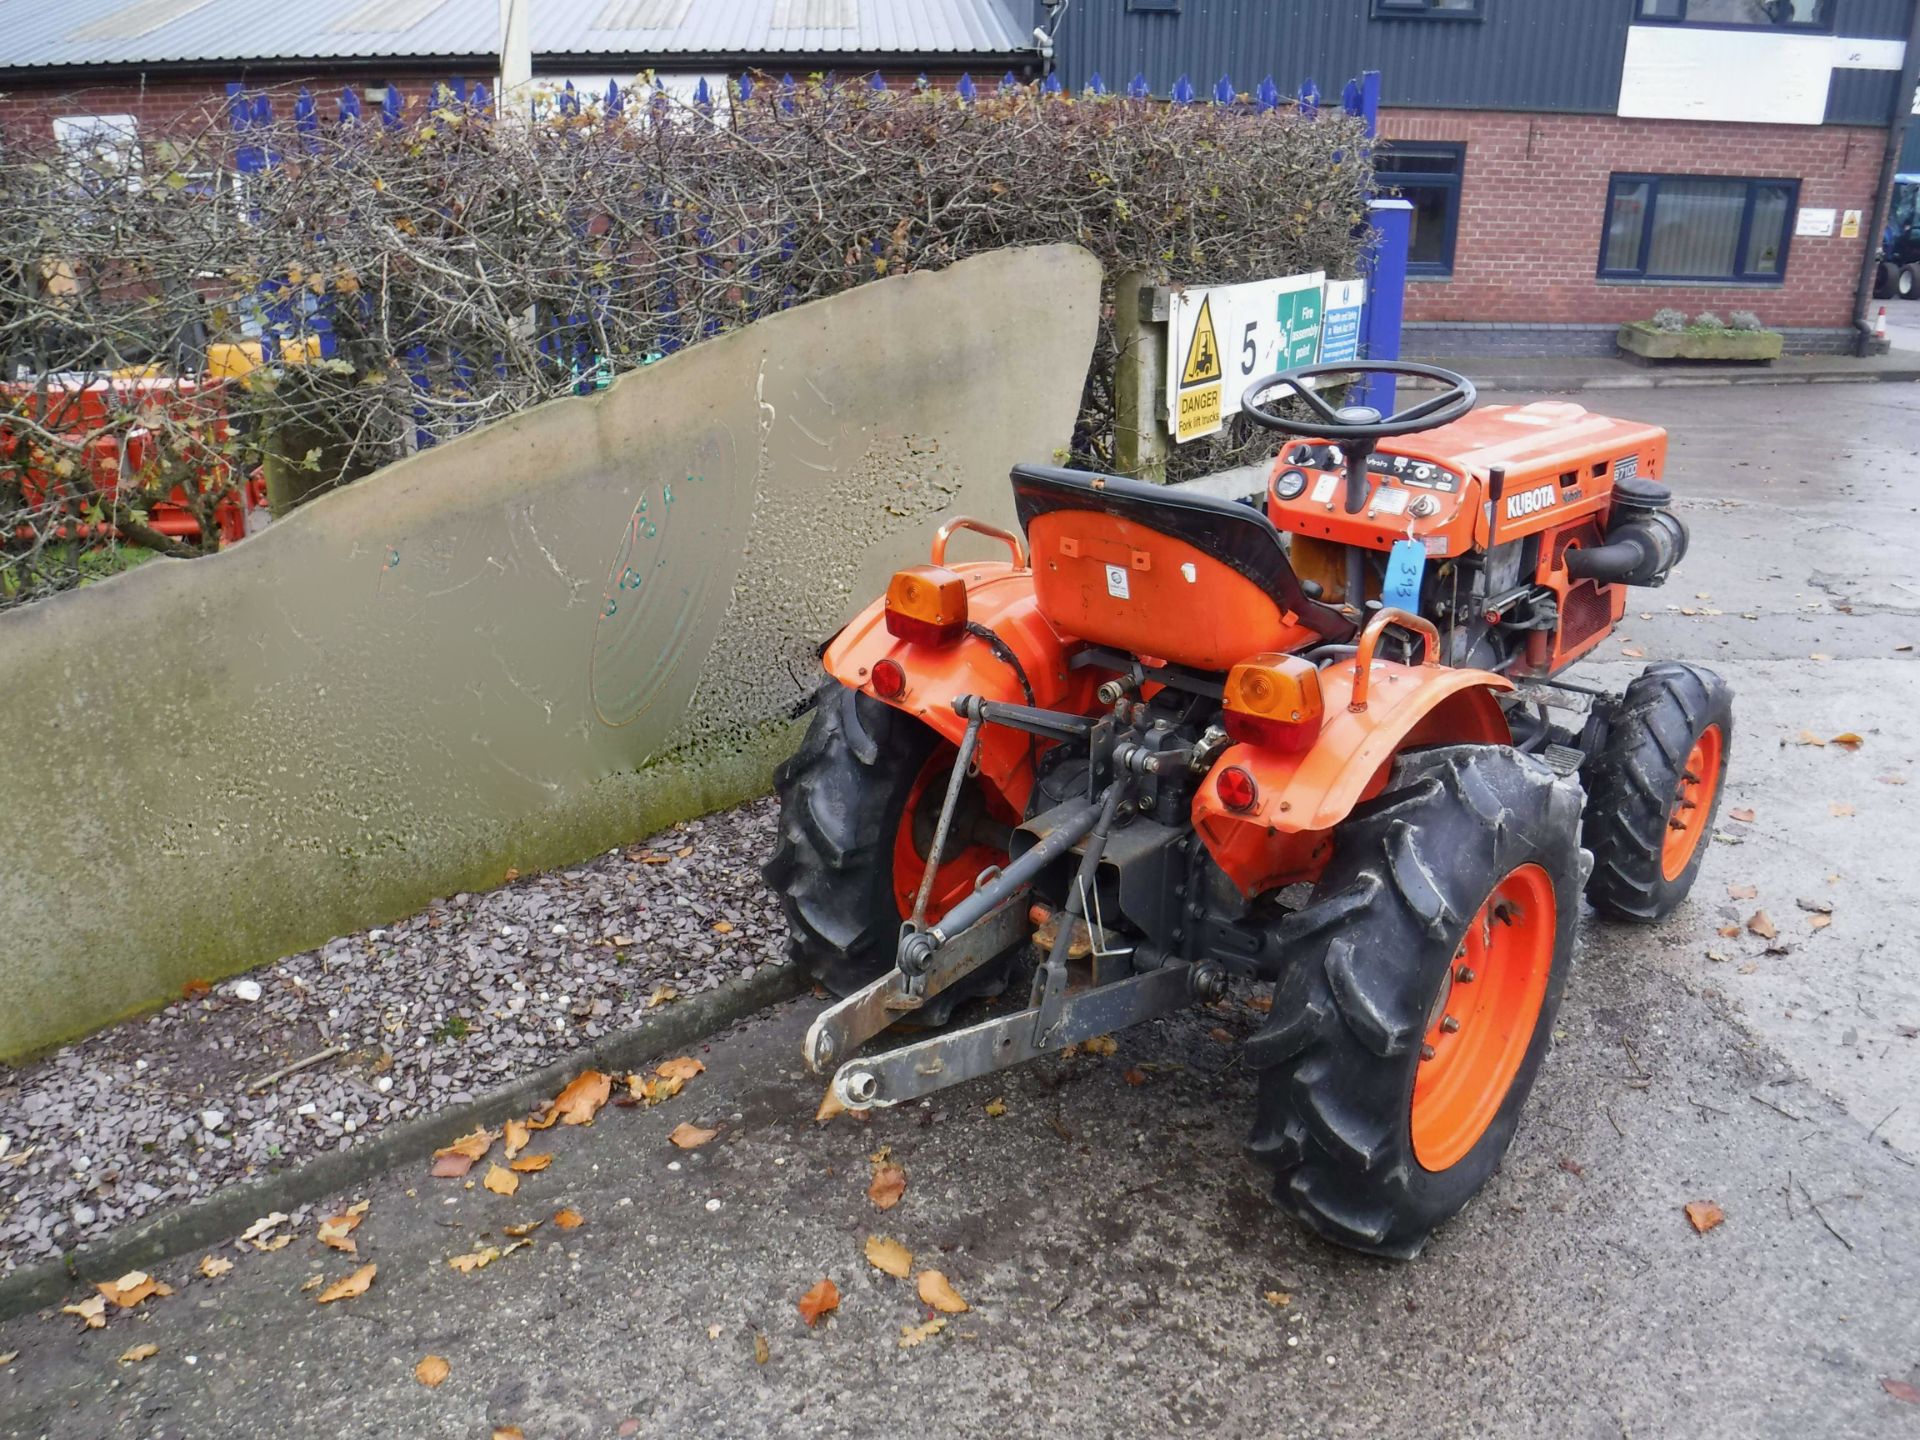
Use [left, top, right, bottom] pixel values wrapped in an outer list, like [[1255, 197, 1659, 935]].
[[1381, 539, 1427, 613]]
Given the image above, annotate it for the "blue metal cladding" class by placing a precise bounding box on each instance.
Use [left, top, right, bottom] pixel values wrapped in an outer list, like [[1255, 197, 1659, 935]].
[[1051, 0, 1917, 121]]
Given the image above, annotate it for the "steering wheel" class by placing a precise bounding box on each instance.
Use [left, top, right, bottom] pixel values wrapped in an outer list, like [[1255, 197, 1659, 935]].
[[1241, 361, 1477, 514]]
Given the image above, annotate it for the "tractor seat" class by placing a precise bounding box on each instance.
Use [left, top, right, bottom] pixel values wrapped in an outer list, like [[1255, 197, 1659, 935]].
[[1009, 464, 1354, 673]]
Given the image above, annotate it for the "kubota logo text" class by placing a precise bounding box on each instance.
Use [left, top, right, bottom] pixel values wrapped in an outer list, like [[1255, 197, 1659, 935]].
[[1505, 483, 1556, 520]]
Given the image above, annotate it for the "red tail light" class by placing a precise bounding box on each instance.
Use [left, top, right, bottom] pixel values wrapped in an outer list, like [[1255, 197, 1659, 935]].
[[871, 658, 907, 699]]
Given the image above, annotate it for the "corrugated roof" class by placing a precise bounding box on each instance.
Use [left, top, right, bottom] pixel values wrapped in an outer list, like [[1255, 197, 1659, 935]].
[[541, 0, 1030, 58], [0, 0, 1031, 71]]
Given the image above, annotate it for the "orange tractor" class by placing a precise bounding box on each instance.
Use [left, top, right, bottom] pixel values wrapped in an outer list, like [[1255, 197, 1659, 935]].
[[766, 362, 1731, 1257]]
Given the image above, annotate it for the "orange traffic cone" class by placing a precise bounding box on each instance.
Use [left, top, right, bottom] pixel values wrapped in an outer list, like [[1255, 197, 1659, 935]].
[[1876, 305, 1889, 339]]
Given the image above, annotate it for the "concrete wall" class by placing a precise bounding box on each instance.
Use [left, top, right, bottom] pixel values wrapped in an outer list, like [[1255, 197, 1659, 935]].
[[0, 244, 1103, 1059]]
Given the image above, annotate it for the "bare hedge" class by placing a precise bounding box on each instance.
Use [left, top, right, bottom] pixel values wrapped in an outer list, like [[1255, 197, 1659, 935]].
[[0, 77, 1371, 608]]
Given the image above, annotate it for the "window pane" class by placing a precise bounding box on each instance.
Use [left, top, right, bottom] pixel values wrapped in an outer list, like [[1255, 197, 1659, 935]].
[[1645, 178, 1746, 277], [1401, 184, 1453, 268], [1745, 184, 1791, 275], [1380, 151, 1459, 175], [1683, 0, 1827, 24], [1605, 181, 1651, 271], [1638, 0, 1683, 16]]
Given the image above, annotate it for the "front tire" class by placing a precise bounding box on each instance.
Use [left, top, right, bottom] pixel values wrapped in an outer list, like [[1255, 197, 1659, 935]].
[[1582, 662, 1733, 923], [1245, 746, 1584, 1259]]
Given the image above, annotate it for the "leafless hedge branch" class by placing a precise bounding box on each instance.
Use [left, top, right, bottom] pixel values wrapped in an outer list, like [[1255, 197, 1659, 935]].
[[0, 78, 1370, 608]]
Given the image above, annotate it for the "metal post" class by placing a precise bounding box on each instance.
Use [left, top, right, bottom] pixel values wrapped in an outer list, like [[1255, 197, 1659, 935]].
[[1359, 197, 1411, 417], [1112, 271, 1170, 483]]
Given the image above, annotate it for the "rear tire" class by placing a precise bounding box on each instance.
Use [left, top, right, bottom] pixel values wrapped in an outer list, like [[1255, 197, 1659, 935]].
[[1582, 662, 1733, 923], [1901, 264, 1920, 300], [1245, 745, 1584, 1259], [1876, 260, 1898, 300]]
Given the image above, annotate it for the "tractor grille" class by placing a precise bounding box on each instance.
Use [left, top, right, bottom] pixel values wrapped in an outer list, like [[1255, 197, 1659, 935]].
[[1560, 579, 1614, 653]]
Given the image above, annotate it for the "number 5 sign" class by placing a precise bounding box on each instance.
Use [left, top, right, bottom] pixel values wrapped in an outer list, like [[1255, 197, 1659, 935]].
[[1166, 272, 1327, 444]]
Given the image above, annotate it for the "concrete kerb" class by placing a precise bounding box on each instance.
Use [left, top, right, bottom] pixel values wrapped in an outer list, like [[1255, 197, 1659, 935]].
[[0, 961, 809, 1325]]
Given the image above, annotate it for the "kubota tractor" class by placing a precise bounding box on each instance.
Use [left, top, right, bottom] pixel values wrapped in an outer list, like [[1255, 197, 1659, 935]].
[[765, 361, 1731, 1257]]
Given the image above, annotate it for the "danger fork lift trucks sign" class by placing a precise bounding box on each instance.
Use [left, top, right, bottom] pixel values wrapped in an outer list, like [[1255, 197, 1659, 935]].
[[1167, 272, 1330, 444]]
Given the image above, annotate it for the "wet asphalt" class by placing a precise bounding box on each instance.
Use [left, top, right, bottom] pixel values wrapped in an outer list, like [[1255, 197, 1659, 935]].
[[0, 382, 1916, 1440]]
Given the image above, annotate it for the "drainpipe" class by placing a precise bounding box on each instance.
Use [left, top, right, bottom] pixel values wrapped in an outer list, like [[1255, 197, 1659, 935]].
[[1855, 0, 1920, 354]]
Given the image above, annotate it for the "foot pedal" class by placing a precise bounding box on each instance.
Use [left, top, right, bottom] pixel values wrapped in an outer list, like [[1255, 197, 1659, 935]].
[[1542, 743, 1585, 777]]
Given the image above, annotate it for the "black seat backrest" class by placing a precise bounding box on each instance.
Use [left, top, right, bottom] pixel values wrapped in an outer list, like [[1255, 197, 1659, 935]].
[[1009, 464, 1353, 642]]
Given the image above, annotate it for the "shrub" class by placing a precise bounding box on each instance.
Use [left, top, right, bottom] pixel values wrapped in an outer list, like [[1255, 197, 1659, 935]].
[[1692, 311, 1726, 330], [1650, 308, 1687, 333], [0, 77, 1371, 608], [1728, 310, 1764, 331]]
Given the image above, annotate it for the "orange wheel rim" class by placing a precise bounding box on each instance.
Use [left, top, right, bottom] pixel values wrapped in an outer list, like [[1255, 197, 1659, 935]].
[[1410, 863, 1557, 1172], [891, 747, 1011, 925], [1661, 723, 1723, 882]]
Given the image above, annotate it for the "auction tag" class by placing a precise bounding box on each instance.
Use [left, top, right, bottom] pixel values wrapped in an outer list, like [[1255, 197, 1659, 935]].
[[1381, 539, 1427, 613]]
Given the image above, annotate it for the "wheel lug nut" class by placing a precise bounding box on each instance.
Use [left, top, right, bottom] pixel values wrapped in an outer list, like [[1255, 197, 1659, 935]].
[[1420, 1043, 1436, 1060], [1440, 1014, 1462, 1033], [1455, 966, 1476, 984]]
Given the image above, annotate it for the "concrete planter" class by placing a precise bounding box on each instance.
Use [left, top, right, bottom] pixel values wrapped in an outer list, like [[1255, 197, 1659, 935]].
[[1617, 322, 1784, 363]]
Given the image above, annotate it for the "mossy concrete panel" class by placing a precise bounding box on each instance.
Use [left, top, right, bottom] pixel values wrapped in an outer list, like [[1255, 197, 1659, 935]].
[[0, 245, 1104, 1059]]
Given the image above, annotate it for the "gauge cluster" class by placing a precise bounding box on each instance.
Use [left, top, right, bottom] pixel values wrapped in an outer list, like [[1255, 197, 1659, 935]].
[[1280, 444, 1462, 493]]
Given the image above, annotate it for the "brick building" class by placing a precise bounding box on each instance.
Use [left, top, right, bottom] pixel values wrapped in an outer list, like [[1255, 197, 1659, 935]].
[[1050, 0, 1920, 357]]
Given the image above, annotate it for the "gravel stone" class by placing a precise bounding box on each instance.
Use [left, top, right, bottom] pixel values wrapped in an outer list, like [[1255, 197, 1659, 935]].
[[0, 799, 788, 1268]]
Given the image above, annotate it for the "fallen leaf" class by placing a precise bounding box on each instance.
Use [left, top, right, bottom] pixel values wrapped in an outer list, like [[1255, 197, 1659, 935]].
[[493, 1429, 525, 1440], [1123, 1068, 1148, 1086], [796, 1278, 840, 1327], [1208, 1026, 1236, 1045], [447, 1247, 500, 1273], [1738, 962, 1759, 975], [550, 1070, 613, 1126], [656, 1056, 706, 1083], [1264, 1290, 1292, 1308], [1747, 911, 1777, 941], [1621, 646, 1645, 659], [254, 1235, 294, 1252], [502, 1119, 530, 1160], [1244, 993, 1273, 1013], [1082, 1035, 1118, 1057], [118, 1343, 158, 1365], [1883, 1377, 1920, 1405], [503, 1221, 543, 1238], [182, 978, 211, 999], [1797, 730, 1827, 747], [1684, 1201, 1725, 1235], [868, 1163, 907, 1211], [553, 1208, 584, 1230], [238, 1212, 290, 1246], [0, 1351, 15, 1367], [1727, 883, 1758, 900], [1810, 652, 1831, 662], [509, 1153, 553, 1173], [99, 1271, 171, 1310], [676, 845, 694, 858], [669, 1122, 718, 1149], [1830, 732, 1864, 750], [1830, 802, 1855, 818], [1795, 897, 1834, 914], [917, 1270, 970, 1314], [754, 1333, 770, 1365], [647, 985, 679, 1008], [300, 1274, 326, 1292], [482, 1164, 519, 1197], [415, 1354, 450, 1388], [316, 1263, 376, 1304], [899, 1317, 948, 1348], [317, 1212, 362, 1253], [523, 1106, 559, 1131], [712, 920, 734, 934], [1706, 949, 1729, 963], [62, 1295, 107, 1329], [815, 1086, 847, 1124], [1729, 807, 1756, 823], [708, 1323, 723, 1340], [1811, 914, 1833, 930], [984, 1097, 1008, 1118], [431, 1129, 495, 1177], [865, 1235, 913, 1278], [198, 1256, 232, 1280]]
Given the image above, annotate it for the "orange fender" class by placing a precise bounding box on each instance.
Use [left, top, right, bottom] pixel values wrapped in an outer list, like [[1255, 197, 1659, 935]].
[[822, 561, 1098, 814], [1193, 658, 1514, 896]]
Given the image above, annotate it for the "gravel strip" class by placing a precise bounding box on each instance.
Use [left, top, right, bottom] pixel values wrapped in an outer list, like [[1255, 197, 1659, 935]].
[[0, 798, 789, 1270]]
